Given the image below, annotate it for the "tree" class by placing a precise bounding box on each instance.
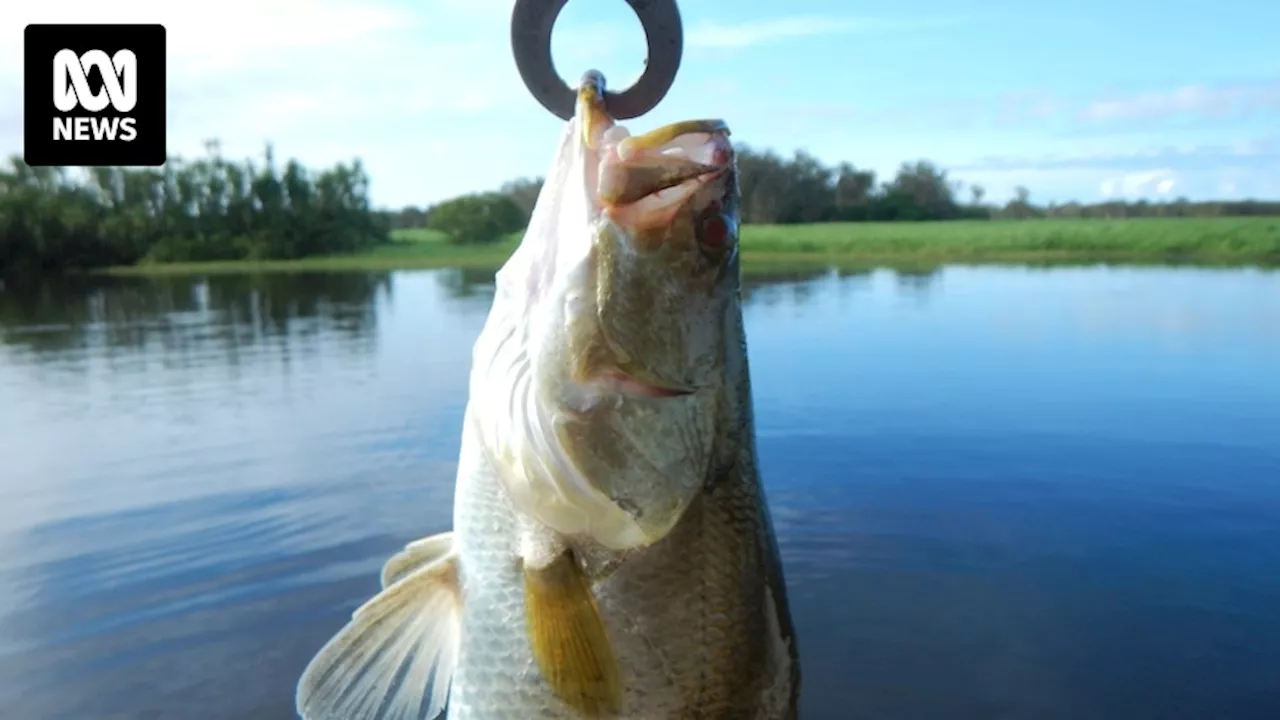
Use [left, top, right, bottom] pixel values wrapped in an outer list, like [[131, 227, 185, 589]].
[[0, 143, 388, 275], [877, 161, 961, 221], [832, 163, 876, 221], [1003, 185, 1036, 220], [500, 177, 544, 219], [426, 192, 526, 245], [970, 184, 985, 206]]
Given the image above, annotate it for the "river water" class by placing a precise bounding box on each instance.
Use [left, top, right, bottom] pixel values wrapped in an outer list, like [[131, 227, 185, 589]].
[[0, 265, 1278, 719]]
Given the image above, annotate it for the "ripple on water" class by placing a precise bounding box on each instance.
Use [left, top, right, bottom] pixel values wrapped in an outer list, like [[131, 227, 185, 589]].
[[0, 267, 1278, 719]]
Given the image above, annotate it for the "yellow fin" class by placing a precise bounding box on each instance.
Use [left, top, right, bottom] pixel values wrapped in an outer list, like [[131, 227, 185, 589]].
[[524, 551, 622, 717]]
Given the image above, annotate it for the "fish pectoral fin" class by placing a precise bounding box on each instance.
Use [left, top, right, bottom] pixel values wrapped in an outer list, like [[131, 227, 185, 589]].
[[524, 551, 622, 717], [296, 544, 461, 720], [381, 531, 455, 589]]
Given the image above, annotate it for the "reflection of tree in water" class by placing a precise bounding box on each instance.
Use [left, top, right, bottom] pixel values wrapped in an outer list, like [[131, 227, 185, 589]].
[[424, 263, 885, 310], [742, 264, 942, 308], [893, 266, 943, 305], [0, 272, 391, 365], [433, 267, 499, 300], [426, 263, 857, 308], [833, 267, 874, 299], [741, 268, 833, 307]]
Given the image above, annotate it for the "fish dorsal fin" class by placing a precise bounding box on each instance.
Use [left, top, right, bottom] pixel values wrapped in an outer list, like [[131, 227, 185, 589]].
[[381, 531, 456, 589], [296, 533, 461, 720], [524, 550, 622, 717]]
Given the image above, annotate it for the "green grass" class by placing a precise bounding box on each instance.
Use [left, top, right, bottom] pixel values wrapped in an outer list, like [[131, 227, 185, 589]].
[[102, 216, 1280, 277], [737, 216, 1280, 264], [105, 228, 520, 276]]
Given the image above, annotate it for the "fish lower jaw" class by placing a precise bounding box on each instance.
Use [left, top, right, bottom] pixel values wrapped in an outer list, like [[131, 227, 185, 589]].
[[606, 177, 719, 231]]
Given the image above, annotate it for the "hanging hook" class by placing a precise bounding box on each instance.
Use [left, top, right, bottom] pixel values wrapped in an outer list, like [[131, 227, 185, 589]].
[[511, 0, 684, 121]]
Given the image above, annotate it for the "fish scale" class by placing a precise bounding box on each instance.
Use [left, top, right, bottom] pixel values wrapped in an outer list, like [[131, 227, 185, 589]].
[[448, 401, 794, 718]]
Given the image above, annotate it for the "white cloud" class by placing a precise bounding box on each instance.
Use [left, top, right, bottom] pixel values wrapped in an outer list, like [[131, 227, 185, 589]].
[[0, 0, 414, 84], [1081, 80, 1280, 122], [688, 17, 852, 48], [953, 138, 1280, 174], [788, 80, 1280, 137], [996, 91, 1063, 123], [0, 0, 549, 205], [0, 3, 1272, 208], [0, 1, 508, 136], [1099, 169, 1178, 198], [686, 15, 951, 49]]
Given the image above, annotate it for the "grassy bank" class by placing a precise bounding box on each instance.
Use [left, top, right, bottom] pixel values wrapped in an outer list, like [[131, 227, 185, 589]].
[[102, 216, 1280, 276]]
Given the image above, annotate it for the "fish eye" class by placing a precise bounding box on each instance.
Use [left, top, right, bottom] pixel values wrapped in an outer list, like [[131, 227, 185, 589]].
[[695, 202, 733, 258], [700, 215, 727, 248]]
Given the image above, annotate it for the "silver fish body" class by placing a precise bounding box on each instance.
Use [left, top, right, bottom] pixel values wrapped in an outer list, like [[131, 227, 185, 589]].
[[446, 321, 797, 718], [296, 73, 800, 720]]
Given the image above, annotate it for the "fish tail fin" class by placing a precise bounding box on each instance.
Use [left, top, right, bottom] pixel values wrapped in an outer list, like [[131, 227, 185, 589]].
[[296, 532, 461, 720]]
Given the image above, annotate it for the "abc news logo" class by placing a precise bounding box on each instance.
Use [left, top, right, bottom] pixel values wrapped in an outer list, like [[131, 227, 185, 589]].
[[24, 24, 166, 167], [53, 49, 140, 142]]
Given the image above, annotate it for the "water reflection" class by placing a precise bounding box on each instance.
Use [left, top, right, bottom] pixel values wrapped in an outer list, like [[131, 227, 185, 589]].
[[415, 263, 951, 310], [419, 263, 849, 307], [0, 265, 1277, 719], [893, 267, 943, 306], [432, 267, 498, 301], [0, 272, 390, 364], [0, 271, 455, 720]]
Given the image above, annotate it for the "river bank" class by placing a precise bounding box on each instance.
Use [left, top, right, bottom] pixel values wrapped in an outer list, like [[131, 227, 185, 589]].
[[101, 216, 1280, 276]]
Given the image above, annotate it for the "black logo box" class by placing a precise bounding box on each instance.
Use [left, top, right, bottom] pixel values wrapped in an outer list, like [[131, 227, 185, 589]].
[[23, 23, 167, 167]]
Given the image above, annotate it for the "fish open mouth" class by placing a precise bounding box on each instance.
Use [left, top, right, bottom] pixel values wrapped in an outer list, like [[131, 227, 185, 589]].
[[574, 74, 732, 229], [594, 121, 734, 230]]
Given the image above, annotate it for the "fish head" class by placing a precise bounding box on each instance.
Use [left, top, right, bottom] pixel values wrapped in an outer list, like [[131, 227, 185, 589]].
[[471, 71, 744, 553]]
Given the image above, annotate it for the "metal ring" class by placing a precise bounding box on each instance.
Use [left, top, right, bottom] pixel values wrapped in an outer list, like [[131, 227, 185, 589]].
[[511, 0, 684, 121]]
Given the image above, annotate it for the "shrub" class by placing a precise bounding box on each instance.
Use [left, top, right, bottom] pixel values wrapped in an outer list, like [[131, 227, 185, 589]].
[[426, 192, 525, 245]]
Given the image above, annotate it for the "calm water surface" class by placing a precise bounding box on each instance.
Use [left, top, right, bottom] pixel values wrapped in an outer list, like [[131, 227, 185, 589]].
[[1, 265, 1278, 719]]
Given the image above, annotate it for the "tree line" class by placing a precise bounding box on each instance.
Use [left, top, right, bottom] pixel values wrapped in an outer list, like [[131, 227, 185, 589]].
[[389, 145, 1280, 242], [5, 139, 1279, 276], [0, 141, 388, 275]]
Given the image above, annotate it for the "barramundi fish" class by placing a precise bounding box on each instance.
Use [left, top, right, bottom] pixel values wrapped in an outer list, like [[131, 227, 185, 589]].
[[296, 70, 801, 720]]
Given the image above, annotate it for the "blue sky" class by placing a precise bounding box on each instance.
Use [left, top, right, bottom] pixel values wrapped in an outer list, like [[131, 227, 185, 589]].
[[2, 0, 1278, 208]]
